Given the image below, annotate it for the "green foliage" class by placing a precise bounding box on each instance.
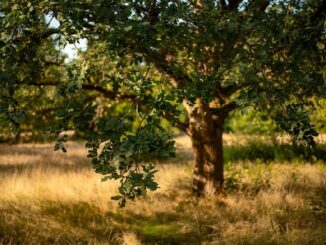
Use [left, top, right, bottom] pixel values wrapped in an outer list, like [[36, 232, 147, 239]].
[[226, 98, 326, 136], [224, 168, 242, 192], [50, 67, 178, 206], [276, 103, 318, 146], [225, 108, 279, 135], [0, 0, 325, 204], [311, 99, 326, 134]]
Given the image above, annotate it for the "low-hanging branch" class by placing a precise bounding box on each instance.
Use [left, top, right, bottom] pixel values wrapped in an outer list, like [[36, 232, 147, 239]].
[[162, 111, 189, 134], [27, 80, 190, 132], [12, 28, 60, 43], [27, 81, 136, 101]]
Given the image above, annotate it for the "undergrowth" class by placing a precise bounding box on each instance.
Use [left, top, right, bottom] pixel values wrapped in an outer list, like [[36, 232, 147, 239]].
[[0, 135, 325, 244]]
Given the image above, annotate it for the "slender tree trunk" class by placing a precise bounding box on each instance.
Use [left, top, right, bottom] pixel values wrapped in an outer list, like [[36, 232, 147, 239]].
[[187, 101, 225, 196]]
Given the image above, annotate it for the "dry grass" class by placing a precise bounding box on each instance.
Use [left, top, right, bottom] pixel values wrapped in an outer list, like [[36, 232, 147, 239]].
[[0, 135, 326, 244]]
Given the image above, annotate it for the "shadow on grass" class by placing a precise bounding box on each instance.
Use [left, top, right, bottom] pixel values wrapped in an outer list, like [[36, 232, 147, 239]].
[[0, 142, 92, 177], [37, 200, 200, 244], [1, 172, 326, 244], [0, 177, 203, 244], [159, 142, 326, 166], [0, 143, 70, 155], [224, 143, 326, 163], [40, 175, 200, 244], [0, 155, 92, 176]]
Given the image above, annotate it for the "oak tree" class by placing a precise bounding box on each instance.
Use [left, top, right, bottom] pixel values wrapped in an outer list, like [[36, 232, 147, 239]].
[[1, 0, 325, 206]]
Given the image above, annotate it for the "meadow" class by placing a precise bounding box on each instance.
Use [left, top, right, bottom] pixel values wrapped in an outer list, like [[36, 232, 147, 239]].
[[0, 134, 326, 244]]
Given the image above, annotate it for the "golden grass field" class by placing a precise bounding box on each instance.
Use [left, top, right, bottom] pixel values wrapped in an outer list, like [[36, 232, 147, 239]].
[[0, 135, 326, 244]]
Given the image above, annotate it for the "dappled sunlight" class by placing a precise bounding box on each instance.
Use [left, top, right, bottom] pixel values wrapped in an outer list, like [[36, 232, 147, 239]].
[[1, 137, 326, 244], [0, 142, 91, 179], [1, 0, 325, 242]]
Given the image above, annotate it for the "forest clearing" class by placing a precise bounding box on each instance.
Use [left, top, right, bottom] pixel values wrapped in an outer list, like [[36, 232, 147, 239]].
[[1, 1, 325, 244], [1, 135, 325, 244]]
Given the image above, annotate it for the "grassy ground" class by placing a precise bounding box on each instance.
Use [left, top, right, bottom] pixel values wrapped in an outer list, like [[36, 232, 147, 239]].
[[0, 135, 326, 244]]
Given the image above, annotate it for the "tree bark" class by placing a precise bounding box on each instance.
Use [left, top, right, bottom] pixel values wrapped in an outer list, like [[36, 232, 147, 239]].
[[187, 101, 225, 196]]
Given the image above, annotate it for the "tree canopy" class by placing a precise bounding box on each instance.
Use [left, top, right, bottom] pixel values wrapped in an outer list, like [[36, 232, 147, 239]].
[[1, 0, 325, 206]]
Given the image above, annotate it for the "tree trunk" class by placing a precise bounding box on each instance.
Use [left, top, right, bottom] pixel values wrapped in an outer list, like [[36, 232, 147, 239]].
[[187, 102, 225, 196]]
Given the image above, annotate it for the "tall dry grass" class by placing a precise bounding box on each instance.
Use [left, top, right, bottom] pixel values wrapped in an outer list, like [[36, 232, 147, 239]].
[[0, 135, 325, 244]]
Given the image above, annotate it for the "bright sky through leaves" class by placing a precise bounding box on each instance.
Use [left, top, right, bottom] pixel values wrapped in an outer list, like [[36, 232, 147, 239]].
[[45, 14, 88, 61]]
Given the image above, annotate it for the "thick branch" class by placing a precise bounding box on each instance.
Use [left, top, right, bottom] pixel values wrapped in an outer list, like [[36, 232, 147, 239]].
[[247, 0, 270, 12], [210, 101, 238, 116], [40, 28, 61, 39], [220, 0, 227, 9], [311, 1, 326, 22], [28, 81, 188, 130], [27, 81, 136, 101], [222, 81, 252, 97], [146, 0, 159, 24], [228, 0, 242, 10], [163, 111, 189, 133], [143, 50, 192, 88], [12, 28, 60, 43]]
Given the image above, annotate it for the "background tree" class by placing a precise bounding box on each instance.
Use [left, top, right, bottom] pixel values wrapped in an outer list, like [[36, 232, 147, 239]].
[[1, 0, 325, 206]]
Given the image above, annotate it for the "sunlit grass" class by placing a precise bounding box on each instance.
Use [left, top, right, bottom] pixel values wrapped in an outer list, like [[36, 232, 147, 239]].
[[0, 135, 326, 244]]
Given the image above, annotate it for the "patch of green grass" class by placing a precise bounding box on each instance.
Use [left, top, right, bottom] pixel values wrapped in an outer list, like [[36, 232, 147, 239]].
[[1, 139, 326, 244], [224, 142, 326, 163]]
